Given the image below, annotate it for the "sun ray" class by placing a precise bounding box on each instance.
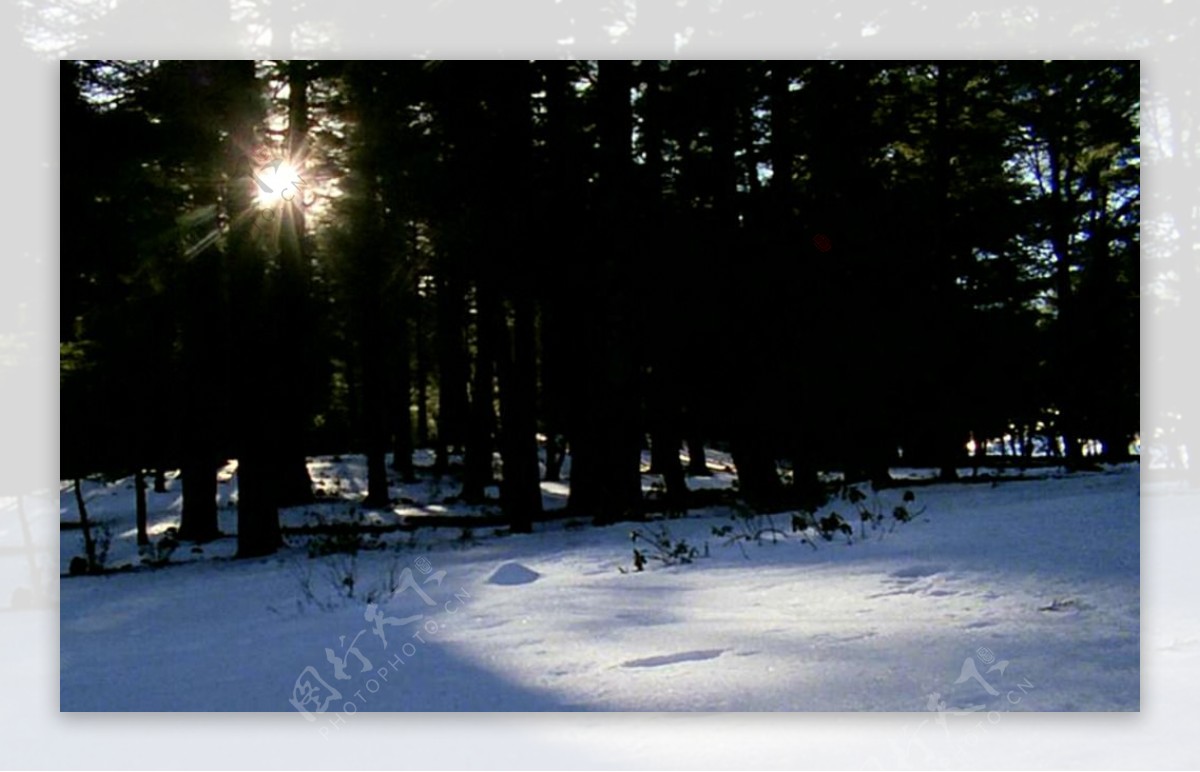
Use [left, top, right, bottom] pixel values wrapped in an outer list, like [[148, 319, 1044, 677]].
[[251, 158, 304, 209]]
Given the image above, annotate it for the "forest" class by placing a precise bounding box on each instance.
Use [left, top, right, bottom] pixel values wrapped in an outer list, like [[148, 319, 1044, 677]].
[[59, 60, 1140, 560]]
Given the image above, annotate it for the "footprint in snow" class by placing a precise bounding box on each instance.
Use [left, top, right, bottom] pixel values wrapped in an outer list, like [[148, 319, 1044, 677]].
[[1038, 597, 1084, 613], [869, 565, 961, 599], [621, 649, 726, 668]]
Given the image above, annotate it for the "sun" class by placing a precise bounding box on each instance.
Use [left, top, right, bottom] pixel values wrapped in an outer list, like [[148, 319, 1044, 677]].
[[250, 158, 305, 209]]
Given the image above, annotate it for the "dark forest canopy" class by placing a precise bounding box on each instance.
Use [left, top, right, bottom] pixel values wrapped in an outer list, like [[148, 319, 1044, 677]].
[[60, 60, 1140, 556]]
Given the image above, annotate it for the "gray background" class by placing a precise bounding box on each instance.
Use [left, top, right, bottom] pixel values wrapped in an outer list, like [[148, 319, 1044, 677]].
[[2, 0, 1192, 767]]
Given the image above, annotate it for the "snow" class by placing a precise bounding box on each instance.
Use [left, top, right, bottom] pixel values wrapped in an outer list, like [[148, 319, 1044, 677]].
[[57, 454, 1140, 716], [487, 562, 542, 586]]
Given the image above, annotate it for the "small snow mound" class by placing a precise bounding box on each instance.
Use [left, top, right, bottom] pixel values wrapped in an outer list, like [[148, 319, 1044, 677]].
[[487, 562, 541, 586], [890, 564, 947, 579]]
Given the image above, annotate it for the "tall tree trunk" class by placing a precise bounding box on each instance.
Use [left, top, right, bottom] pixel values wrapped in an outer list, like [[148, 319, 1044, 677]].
[[415, 279, 431, 449], [390, 303, 415, 483], [180, 459, 219, 542], [711, 63, 786, 510], [686, 435, 710, 476], [434, 272, 469, 474], [232, 252, 283, 557], [543, 434, 564, 482], [497, 295, 543, 532], [362, 313, 392, 509], [772, 63, 821, 500], [640, 60, 688, 514], [273, 58, 316, 508], [388, 221, 415, 482], [73, 479, 96, 572], [486, 60, 544, 534], [462, 285, 497, 504], [227, 60, 282, 558], [236, 441, 281, 556], [1046, 136, 1082, 469], [731, 440, 786, 511], [932, 63, 961, 483], [176, 200, 223, 544], [650, 425, 686, 513], [568, 60, 643, 525], [135, 469, 149, 547], [538, 63, 576, 488]]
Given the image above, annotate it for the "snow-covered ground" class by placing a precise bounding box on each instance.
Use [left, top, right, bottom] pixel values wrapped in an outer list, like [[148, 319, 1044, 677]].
[[56, 453, 1139, 715]]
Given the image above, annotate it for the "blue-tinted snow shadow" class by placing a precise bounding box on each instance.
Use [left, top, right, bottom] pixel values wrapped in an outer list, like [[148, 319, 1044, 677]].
[[59, 555, 584, 713], [61, 606, 585, 713]]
